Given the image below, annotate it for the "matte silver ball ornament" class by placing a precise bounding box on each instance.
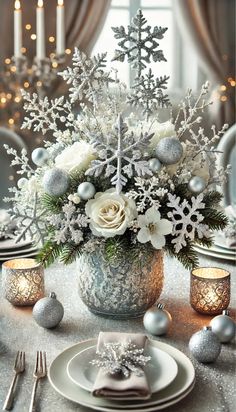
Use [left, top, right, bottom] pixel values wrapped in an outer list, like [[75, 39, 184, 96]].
[[143, 303, 172, 335], [210, 310, 236, 343], [33, 292, 64, 329], [155, 137, 183, 165], [32, 147, 49, 166], [189, 326, 221, 363], [149, 158, 162, 173], [188, 176, 206, 194], [43, 168, 70, 196], [77, 182, 96, 200], [17, 177, 28, 189]]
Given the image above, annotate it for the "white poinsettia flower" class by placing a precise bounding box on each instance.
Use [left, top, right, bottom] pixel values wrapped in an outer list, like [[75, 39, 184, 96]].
[[137, 207, 173, 249], [55, 141, 96, 173]]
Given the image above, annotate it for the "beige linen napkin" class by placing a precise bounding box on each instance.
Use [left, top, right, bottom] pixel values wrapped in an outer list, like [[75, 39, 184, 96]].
[[92, 332, 151, 399]]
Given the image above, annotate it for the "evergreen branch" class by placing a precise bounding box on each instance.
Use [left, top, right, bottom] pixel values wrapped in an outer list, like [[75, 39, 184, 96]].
[[203, 191, 223, 208], [41, 193, 65, 214], [60, 242, 82, 265], [36, 240, 63, 267], [165, 240, 199, 269], [203, 209, 228, 230]]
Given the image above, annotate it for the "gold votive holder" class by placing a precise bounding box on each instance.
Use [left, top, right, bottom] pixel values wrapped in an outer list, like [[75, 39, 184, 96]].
[[2, 258, 44, 306], [190, 267, 230, 315]]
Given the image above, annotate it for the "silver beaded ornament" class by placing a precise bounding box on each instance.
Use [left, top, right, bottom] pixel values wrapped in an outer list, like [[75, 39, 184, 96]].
[[210, 310, 236, 343], [189, 326, 221, 363], [149, 158, 162, 173], [155, 137, 183, 165], [32, 147, 49, 166], [143, 303, 172, 335], [33, 292, 64, 329], [77, 182, 96, 200], [188, 176, 206, 194], [43, 168, 70, 196]]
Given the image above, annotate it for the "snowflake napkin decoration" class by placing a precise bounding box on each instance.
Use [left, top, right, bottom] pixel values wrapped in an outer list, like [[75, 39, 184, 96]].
[[3, 9, 230, 269], [91, 341, 151, 378]]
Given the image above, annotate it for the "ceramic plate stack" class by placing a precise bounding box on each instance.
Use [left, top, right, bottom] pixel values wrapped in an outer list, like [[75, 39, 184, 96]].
[[49, 338, 195, 411], [194, 233, 236, 263], [0, 237, 38, 262]]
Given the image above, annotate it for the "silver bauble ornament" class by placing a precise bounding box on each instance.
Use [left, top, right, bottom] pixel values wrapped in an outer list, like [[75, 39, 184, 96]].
[[155, 137, 183, 165], [17, 177, 28, 189], [43, 168, 70, 196], [210, 310, 236, 343], [32, 147, 49, 166], [33, 292, 64, 329], [189, 326, 221, 363], [77, 182, 96, 200], [143, 303, 172, 335], [149, 158, 162, 173], [188, 176, 206, 194]]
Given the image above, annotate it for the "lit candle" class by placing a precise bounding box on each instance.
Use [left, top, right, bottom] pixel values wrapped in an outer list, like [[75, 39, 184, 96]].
[[36, 0, 46, 60], [2, 258, 44, 306], [56, 0, 65, 55], [190, 267, 230, 315], [14, 0, 22, 58]]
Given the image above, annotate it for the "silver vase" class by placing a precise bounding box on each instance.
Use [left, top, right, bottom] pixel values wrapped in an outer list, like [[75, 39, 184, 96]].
[[77, 246, 164, 319]]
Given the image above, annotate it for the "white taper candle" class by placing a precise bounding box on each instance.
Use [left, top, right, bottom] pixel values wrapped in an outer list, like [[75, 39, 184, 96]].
[[56, 0, 65, 55], [36, 0, 46, 60], [14, 0, 22, 58]]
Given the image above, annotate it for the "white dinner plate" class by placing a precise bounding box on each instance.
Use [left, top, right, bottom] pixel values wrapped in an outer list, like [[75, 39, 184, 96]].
[[0, 250, 38, 262], [67, 344, 178, 397], [0, 245, 37, 257], [194, 245, 236, 262], [48, 338, 195, 411], [0, 237, 32, 251]]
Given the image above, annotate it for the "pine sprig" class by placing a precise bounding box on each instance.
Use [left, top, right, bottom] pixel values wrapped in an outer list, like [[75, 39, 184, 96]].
[[60, 242, 82, 265], [41, 193, 65, 214], [203, 191, 223, 208], [165, 239, 199, 269], [36, 240, 63, 267], [202, 209, 228, 230]]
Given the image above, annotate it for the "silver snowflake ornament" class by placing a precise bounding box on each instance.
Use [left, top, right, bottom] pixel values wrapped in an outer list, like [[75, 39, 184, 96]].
[[91, 340, 151, 378], [112, 9, 167, 77], [167, 193, 211, 253], [85, 114, 154, 193]]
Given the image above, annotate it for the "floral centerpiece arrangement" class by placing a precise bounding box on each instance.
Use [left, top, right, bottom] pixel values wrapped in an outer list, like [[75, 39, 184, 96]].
[[4, 10, 229, 317]]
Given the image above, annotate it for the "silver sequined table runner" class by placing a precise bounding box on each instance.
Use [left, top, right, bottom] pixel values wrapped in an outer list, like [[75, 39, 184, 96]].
[[0, 255, 235, 412]]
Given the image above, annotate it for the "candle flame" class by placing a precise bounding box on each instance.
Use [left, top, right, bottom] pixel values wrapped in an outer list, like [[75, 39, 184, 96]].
[[38, 0, 44, 7], [58, 0, 64, 5], [15, 0, 21, 10]]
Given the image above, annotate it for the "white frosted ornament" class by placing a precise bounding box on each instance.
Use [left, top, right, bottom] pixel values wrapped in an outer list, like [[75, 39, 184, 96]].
[[17, 177, 28, 189], [77, 182, 96, 200], [189, 326, 221, 363], [143, 303, 172, 335], [32, 147, 49, 166], [155, 137, 183, 165], [188, 176, 206, 194], [33, 292, 64, 329], [43, 168, 70, 196], [149, 158, 162, 173], [210, 310, 236, 343]]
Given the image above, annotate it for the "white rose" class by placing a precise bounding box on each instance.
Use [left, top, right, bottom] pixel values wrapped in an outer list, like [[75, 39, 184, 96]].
[[55, 141, 96, 173], [149, 120, 176, 150], [85, 190, 137, 238]]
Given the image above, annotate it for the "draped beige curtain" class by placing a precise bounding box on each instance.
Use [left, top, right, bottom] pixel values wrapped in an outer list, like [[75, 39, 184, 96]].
[[0, 0, 111, 63], [173, 0, 235, 127]]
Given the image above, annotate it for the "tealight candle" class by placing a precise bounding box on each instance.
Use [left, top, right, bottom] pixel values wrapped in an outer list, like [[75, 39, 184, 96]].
[[2, 258, 44, 306], [190, 267, 230, 315]]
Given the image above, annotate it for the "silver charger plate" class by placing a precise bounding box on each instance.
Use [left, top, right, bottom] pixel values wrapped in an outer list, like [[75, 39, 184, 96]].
[[48, 338, 195, 411]]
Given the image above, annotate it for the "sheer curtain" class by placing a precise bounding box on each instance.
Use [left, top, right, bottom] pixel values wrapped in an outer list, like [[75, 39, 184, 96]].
[[173, 0, 235, 127], [0, 0, 111, 63]]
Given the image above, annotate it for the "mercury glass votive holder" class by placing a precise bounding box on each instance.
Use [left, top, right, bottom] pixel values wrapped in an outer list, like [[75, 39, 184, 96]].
[[190, 267, 230, 315], [2, 258, 44, 306]]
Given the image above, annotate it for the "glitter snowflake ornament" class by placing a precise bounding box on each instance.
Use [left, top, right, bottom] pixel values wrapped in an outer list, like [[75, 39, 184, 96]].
[[91, 340, 151, 378]]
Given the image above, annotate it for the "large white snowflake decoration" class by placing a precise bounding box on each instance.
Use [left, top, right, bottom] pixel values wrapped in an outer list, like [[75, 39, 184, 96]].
[[85, 114, 154, 193], [128, 176, 169, 212], [48, 202, 89, 244], [112, 9, 167, 76], [91, 340, 151, 378], [167, 193, 211, 253], [59, 48, 114, 105]]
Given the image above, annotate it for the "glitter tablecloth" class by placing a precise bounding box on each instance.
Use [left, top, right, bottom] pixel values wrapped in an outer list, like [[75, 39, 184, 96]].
[[0, 255, 235, 412]]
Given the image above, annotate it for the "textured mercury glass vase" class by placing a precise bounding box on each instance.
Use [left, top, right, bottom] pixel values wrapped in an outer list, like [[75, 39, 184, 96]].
[[77, 246, 164, 319]]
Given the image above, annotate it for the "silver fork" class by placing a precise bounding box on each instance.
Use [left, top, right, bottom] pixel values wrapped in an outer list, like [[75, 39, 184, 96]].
[[29, 351, 47, 412], [3, 351, 25, 410]]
